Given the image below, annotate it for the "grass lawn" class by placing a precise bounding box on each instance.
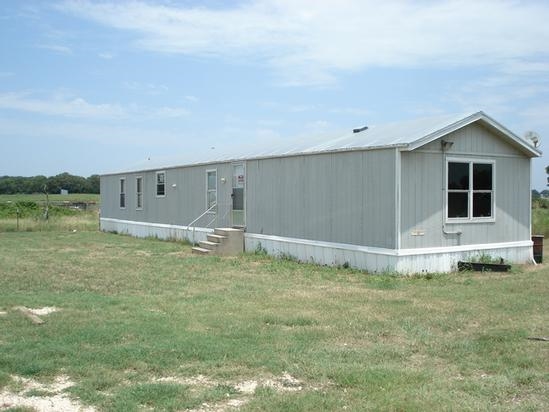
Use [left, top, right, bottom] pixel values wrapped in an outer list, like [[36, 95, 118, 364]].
[[0, 231, 547, 411], [0, 194, 100, 233], [0, 210, 99, 233], [532, 207, 549, 238], [0, 193, 100, 203]]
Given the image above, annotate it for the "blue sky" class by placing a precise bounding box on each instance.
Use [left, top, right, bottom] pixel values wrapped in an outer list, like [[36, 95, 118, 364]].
[[1, 0, 548, 189]]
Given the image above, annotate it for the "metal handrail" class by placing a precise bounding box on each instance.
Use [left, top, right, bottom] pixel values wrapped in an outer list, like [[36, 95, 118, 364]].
[[205, 201, 233, 229], [186, 201, 235, 244], [187, 202, 217, 244], [187, 202, 217, 228], [206, 215, 217, 228]]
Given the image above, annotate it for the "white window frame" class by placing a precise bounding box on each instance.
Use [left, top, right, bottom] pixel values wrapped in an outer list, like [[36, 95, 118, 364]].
[[206, 169, 217, 213], [119, 177, 126, 209], [156, 171, 166, 198], [446, 157, 496, 223], [136, 176, 143, 210]]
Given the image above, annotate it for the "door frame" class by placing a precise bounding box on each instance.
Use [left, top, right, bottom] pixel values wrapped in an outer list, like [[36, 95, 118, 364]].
[[205, 168, 217, 213], [231, 162, 246, 227]]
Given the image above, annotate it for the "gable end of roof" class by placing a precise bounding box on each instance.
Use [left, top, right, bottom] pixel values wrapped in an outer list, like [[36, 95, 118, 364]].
[[405, 111, 541, 157]]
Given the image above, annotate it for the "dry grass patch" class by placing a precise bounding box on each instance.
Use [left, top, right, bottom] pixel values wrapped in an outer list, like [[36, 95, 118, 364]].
[[0, 375, 95, 412], [0, 231, 547, 411]]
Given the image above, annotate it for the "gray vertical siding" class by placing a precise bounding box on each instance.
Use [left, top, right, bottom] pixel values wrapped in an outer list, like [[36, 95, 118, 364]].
[[420, 122, 527, 155], [400, 123, 531, 248], [101, 150, 398, 249], [245, 149, 396, 249], [101, 121, 532, 252], [100, 162, 234, 228]]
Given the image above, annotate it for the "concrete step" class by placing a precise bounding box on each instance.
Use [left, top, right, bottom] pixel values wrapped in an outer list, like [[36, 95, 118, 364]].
[[214, 227, 244, 237], [191, 246, 211, 255], [199, 240, 219, 249], [193, 228, 244, 257], [207, 233, 227, 243]]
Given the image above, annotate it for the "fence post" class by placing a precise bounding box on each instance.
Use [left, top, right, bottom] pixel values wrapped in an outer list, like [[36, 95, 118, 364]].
[[16, 207, 20, 231]]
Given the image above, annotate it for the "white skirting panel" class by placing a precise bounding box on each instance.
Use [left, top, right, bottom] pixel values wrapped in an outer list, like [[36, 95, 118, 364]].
[[245, 233, 534, 274], [393, 245, 533, 273], [100, 218, 213, 243]]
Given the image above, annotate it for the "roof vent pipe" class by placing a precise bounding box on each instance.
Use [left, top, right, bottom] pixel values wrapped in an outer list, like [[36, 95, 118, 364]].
[[353, 126, 368, 133]]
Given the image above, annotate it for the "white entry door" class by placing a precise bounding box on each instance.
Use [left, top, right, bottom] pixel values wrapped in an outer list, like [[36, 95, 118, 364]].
[[232, 163, 245, 227]]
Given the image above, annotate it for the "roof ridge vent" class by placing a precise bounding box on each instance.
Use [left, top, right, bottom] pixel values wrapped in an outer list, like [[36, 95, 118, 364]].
[[353, 126, 368, 133]]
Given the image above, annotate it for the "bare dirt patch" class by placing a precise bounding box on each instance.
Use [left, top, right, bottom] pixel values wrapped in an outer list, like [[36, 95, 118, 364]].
[[135, 250, 153, 257], [0, 375, 94, 412], [27, 307, 59, 316], [152, 372, 310, 412], [234, 380, 257, 395], [12, 307, 60, 325], [233, 373, 303, 395], [11, 375, 73, 393], [156, 372, 305, 394], [191, 397, 248, 412], [154, 374, 217, 387]]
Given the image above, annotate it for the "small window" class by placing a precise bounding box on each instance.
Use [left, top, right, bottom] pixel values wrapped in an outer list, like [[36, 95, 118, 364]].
[[447, 160, 494, 221], [206, 170, 217, 211], [119, 178, 126, 209], [136, 177, 143, 210], [156, 171, 166, 197]]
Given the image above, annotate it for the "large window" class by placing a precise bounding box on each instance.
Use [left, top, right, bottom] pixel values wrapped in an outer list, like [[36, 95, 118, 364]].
[[156, 171, 166, 197], [206, 170, 217, 211], [447, 160, 494, 221], [119, 178, 126, 209], [136, 176, 143, 210]]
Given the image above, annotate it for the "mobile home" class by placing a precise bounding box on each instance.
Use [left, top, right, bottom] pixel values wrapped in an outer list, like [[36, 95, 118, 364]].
[[100, 111, 541, 273]]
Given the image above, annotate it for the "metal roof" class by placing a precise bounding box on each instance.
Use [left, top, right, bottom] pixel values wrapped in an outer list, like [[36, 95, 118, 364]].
[[104, 111, 541, 175]]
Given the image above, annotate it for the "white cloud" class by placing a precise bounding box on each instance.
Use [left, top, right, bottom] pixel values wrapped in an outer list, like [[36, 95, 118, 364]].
[[0, 91, 190, 120], [255, 127, 281, 140], [444, 62, 549, 121], [520, 104, 549, 130], [288, 104, 318, 113], [58, 0, 549, 86], [0, 115, 186, 149], [501, 60, 549, 77], [36, 44, 72, 54], [305, 120, 331, 131], [0, 92, 126, 118], [16, 4, 42, 20], [256, 118, 283, 128], [98, 52, 114, 59], [150, 106, 190, 118], [329, 107, 372, 117], [123, 81, 169, 95]]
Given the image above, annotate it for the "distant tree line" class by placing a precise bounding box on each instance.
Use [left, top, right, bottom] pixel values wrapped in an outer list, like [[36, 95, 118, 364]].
[[532, 189, 549, 199], [0, 173, 99, 194]]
